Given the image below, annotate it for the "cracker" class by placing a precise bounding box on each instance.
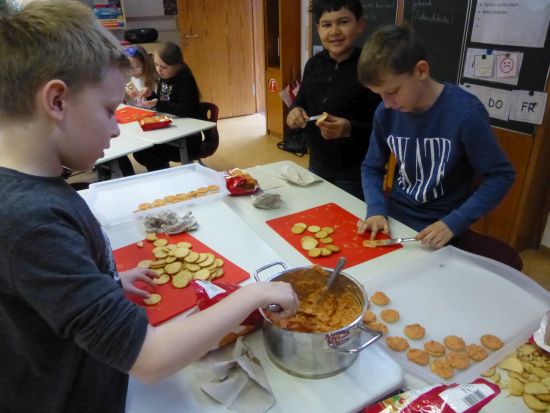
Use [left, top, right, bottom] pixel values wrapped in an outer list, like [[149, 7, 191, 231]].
[[386, 336, 409, 352], [152, 273, 170, 285], [307, 225, 321, 233], [380, 309, 400, 323], [480, 334, 504, 350], [308, 248, 322, 258], [431, 358, 454, 379], [447, 351, 470, 370], [143, 293, 161, 305], [443, 335, 466, 352], [403, 323, 425, 340], [371, 291, 390, 306], [424, 340, 446, 357], [362, 310, 377, 324], [407, 349, 430, 366], [465, 344, 488, 361], [366, 322, 388, 335]]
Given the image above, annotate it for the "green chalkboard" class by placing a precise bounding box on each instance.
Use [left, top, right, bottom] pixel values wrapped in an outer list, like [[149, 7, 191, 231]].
[[311, 0, 398, 51]]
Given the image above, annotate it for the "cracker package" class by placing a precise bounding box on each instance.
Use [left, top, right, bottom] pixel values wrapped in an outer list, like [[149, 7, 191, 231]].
[[192, 280, 262, 350], [223, 168, 259, 196], [363, 378, 500, 413]]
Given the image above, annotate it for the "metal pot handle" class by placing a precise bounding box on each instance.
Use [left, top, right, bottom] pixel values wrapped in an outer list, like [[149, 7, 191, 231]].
[[327, 324, 382, 354], [253, 261, 287, 282]]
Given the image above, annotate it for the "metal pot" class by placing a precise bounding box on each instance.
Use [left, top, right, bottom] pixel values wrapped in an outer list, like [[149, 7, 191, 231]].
[[254, 262, 381, 379]]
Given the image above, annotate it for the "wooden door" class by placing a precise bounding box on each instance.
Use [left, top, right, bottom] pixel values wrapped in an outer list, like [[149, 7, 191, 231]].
[[177, 0, 257, 118]]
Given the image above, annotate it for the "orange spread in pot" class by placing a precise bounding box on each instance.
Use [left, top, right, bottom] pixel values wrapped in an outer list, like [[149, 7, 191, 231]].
[[268, 266, 362, 333]]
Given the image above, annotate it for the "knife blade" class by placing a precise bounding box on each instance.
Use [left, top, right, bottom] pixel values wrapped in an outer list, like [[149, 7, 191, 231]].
[[375, 237, 417, 246]]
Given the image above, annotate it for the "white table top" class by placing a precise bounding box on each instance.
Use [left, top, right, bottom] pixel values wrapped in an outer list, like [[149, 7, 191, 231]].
[[120, 116, 216, 145], [81, 161, 532, 413], [96, 134, 153, 165]]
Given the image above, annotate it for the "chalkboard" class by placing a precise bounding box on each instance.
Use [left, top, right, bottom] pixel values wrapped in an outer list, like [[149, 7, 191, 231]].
[[460, 0, 550, 135], [311, 0, 397, 51], [403, 0, 470, 84]]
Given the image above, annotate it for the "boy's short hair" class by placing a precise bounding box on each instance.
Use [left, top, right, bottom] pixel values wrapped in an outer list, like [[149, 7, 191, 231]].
[[0, 0, 130, 120], [358, 24, 428, 86], [309, 0, 363, 24]]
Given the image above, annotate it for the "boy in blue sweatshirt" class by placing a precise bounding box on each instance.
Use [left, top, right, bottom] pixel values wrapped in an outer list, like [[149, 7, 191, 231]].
[[356, 24, 522, 270]]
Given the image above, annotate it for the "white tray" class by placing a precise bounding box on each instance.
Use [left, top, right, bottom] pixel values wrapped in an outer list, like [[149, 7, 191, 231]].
[[87, 164, 228, 226], [364, 246, 550, 385]]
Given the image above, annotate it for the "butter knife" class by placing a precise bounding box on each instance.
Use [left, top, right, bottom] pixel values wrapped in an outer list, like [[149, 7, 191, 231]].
[[374, 237, 417, 247], [363, 237, 417, 247]]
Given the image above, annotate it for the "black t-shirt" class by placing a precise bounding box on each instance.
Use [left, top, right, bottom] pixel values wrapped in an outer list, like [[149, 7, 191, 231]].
[[0, 167, 148, 412], [293, 48, 381, 180]]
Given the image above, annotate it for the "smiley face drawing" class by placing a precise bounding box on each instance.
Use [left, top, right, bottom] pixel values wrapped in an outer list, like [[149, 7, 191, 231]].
[[499, 57, 514, 74]]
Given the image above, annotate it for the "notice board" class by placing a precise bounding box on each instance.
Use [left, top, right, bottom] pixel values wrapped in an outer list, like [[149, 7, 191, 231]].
[[460, 0, 550, 135]]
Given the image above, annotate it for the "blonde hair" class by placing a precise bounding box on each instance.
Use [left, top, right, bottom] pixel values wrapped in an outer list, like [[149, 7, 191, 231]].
[[358, 24, 427, 87], [126, 44, 158, 91], [0, 0, 131, 120]]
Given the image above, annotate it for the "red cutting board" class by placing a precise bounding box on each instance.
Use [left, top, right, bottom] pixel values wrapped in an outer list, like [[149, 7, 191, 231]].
[[115, 106, 155, 124], [113, 232, 249, 325], [266, 203, 401, 268]]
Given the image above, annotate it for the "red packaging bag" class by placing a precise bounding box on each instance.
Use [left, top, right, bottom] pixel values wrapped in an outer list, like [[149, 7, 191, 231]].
[[363, 378, 500, 413], [192, 280, 263, 349]]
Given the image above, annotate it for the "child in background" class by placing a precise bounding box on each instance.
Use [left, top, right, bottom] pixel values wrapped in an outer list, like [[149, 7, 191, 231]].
[[0, 2, 298, 411], [124, 45, 158, 107], [286, 0, 380, 199], [356, 24, 522, 270], [135, 41, 202, 171]]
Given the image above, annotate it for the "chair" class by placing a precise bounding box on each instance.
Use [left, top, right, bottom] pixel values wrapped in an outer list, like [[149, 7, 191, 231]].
[[188, 102, 220, 165]]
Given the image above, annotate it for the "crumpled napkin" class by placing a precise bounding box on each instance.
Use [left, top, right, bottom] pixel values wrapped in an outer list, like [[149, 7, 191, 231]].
[[276, 164, 322, 187], [201, 337, 274, 413], [251, 191, 282, 209]]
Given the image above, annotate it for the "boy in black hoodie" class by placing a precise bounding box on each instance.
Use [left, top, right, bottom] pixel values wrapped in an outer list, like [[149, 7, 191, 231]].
[[287, 0, 380, 199]]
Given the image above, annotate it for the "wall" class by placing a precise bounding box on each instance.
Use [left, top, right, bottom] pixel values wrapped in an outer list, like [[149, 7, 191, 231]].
[[124, 0, 179, 44]]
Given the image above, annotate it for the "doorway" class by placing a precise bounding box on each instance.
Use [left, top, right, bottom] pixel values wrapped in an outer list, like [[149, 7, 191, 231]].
[[176, 0, 265, 118]]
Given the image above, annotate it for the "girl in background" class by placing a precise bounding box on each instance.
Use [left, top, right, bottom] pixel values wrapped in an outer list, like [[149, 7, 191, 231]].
[[124, 45, 158, 107], [135, 41, 202, 171]]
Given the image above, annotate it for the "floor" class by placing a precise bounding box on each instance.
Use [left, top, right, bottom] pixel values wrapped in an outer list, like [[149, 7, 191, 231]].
[[71, 113, 550, 292]]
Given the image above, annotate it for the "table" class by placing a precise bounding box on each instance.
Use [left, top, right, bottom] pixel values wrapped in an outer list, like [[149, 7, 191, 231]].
[[95, 134, 153, 179], [81, 161, 538, 412], [119, 116, 216, 164]]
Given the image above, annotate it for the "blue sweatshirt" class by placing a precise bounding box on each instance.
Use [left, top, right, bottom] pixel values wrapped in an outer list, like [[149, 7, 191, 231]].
[[361, 83, 515, 237]]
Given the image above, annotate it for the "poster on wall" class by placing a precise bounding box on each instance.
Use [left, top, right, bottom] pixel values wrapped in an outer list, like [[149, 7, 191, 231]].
[[471, 0, 550, 47]]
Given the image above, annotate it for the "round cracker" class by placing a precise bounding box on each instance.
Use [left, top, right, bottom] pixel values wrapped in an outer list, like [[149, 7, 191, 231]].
[[143, 293, 162, 305]]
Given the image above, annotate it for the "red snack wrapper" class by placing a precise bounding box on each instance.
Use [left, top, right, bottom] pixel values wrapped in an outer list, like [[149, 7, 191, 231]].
[[363, 378, 500, 413], [139, 115, 172, 131], [192, 280, 263, 327], [192, 280, 262, 350], [223, 168, 260, 196]]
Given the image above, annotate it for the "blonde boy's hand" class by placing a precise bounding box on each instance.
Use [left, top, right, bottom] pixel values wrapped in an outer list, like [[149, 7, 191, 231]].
[[120, 267, 158, 298], [416, 220, 453, 249], [244, 281, 299, 321], [357, 216, 390, 240], [316, 114, 351, 140], [286, 107, 309, 129]]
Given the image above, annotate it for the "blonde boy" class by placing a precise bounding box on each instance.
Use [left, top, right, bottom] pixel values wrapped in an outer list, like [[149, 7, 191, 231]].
[[0, 2, 297, 411], [356, 25, 521, 269]]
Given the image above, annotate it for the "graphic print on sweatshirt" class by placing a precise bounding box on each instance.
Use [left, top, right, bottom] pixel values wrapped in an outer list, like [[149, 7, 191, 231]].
[[159, 82, 174, 102], [387, 135, 452, 204]]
